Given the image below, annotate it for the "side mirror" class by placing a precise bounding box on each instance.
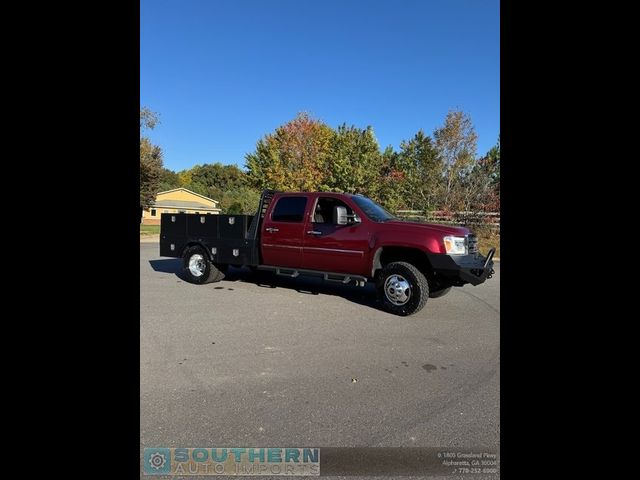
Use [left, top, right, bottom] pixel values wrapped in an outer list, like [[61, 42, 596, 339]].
[[334, 206, 361, 225], [335, 206, 348, 225]]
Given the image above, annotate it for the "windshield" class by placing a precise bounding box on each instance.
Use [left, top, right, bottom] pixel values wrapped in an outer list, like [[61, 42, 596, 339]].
[[350, 195, 396, 222]]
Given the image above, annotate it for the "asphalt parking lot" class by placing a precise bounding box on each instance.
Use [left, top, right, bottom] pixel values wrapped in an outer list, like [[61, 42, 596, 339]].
[[140, 242, 500, 477]]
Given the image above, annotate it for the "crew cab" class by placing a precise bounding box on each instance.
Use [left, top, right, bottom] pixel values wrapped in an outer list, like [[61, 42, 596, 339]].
[[159, 190, 495, 316]]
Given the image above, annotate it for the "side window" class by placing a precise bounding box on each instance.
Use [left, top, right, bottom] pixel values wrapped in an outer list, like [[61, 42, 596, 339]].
[[313, 197, 354, 224], [150, 209, 157, 217], [272, 197, 308, 222]]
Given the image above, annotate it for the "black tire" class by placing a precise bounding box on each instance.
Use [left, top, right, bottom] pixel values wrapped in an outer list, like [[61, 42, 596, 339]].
[[376, 261, 429, 316], [182, 245, 225, 284], [429, 286, 452, 299]]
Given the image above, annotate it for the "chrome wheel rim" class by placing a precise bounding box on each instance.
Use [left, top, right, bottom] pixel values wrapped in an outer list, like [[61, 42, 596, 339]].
[[384, 274, 411, 306], [188, 254, 206, 277]]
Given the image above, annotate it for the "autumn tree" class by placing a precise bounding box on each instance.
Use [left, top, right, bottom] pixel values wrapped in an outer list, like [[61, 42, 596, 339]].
[[375, 146, 407, 212], [245, 112, 334, 191], [482, 135, 500, 193], [140, 107, 164, 213], [140, 107, 159, 130], [466, 136, 500, 212]]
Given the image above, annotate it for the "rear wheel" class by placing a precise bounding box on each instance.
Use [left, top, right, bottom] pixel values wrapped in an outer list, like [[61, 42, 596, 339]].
[[376, 261, 429, 316], [182, 246, 225, 284]]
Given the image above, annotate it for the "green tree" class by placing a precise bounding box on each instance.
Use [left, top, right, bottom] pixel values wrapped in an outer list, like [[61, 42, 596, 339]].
[[396, 130, 442, 211], [327, 124, 383, 197], [172, 162, 261, 214], [188, 162, 248, 200], [158, 168, 181, 192], [220, 186, 262, 214], [140, 139, 163, 210], [245, 112, 334, 191], [181, 180, 209, 197], [433, 110, 478, 211], [140, 107, 163, 211]]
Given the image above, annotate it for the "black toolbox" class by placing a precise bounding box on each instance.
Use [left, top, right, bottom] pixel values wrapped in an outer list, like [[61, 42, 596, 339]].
[[160, 213, 259, 266]]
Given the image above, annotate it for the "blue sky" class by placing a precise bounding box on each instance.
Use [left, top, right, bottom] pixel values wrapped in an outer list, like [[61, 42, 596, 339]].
[[141, 0, 499, 172]]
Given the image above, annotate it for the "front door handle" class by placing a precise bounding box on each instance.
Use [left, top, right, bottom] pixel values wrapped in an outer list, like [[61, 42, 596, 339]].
[[265, 227, 279, 233], [307, 230, 322, 235]]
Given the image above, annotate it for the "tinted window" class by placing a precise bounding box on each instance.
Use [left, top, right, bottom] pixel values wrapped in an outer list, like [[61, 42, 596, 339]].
[[272, 196, 307, 222], [351, 196, 395, 222]]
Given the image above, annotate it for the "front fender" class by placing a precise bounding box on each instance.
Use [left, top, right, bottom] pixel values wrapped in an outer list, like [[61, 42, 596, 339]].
[[368, 241, 436, 278]]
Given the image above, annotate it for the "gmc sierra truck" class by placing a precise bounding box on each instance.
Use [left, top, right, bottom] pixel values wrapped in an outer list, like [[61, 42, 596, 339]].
[[159, 190, 495, 316]]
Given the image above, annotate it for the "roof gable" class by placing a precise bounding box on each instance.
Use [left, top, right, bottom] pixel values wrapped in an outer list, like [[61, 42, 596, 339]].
[[153, 199, 220, 210], [156, 188, 219, 205]]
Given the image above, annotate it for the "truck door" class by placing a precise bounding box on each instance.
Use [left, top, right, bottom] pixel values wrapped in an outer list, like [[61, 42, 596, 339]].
[[260, 194, 310, 268], [302, 195, 370, 276]]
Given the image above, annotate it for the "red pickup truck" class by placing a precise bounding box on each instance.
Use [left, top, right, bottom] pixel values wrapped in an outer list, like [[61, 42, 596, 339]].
[[160, 190, 495, 316]]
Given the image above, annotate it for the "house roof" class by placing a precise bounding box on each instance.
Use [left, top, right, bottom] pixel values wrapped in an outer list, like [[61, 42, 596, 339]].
[[156, 187, 219, 205], [153, 199, 221, 210]]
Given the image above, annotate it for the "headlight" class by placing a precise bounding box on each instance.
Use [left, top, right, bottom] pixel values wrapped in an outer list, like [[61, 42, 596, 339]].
[[443, 236, 467, 255]]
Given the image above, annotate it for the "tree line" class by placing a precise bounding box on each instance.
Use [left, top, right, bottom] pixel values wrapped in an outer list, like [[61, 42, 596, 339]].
[[141, 109, 499, 219]]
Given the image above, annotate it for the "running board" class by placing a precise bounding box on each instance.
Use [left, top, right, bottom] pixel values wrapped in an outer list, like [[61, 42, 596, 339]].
[[258, 265, 368, 287]]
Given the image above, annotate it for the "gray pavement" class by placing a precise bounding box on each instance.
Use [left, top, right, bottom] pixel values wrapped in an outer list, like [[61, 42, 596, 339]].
[[140, 243, 500, 478]]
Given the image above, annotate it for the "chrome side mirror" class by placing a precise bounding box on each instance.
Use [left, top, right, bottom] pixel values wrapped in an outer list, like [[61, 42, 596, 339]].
[[335, 206, 348, 225]]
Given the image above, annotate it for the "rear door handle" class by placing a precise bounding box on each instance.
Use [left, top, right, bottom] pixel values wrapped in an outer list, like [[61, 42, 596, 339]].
[[265, 227, 279, 233], [307, 230, 322, 235]]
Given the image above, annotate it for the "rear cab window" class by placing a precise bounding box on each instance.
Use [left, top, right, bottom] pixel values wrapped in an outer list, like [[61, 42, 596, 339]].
[[271, 196, 308, 222]]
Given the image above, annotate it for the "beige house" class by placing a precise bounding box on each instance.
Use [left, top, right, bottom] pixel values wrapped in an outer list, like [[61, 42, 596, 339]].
[[141, 188, 221, 225]]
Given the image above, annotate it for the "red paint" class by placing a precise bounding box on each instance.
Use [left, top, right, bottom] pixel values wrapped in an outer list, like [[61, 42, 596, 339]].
[[260, 192, 471, 277]]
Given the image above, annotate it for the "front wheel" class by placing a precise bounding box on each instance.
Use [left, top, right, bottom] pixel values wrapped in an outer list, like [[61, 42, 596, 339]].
[[376, 261, 429, 316], [182, 246, 225, 284]]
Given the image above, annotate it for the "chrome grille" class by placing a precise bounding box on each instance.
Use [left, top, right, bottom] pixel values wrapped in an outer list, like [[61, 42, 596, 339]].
[[467, 234, 479, 254]]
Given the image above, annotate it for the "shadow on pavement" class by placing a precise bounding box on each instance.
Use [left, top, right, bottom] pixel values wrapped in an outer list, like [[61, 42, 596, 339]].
[[148, 259, 381, 312], [149, 259, 182, 274]]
